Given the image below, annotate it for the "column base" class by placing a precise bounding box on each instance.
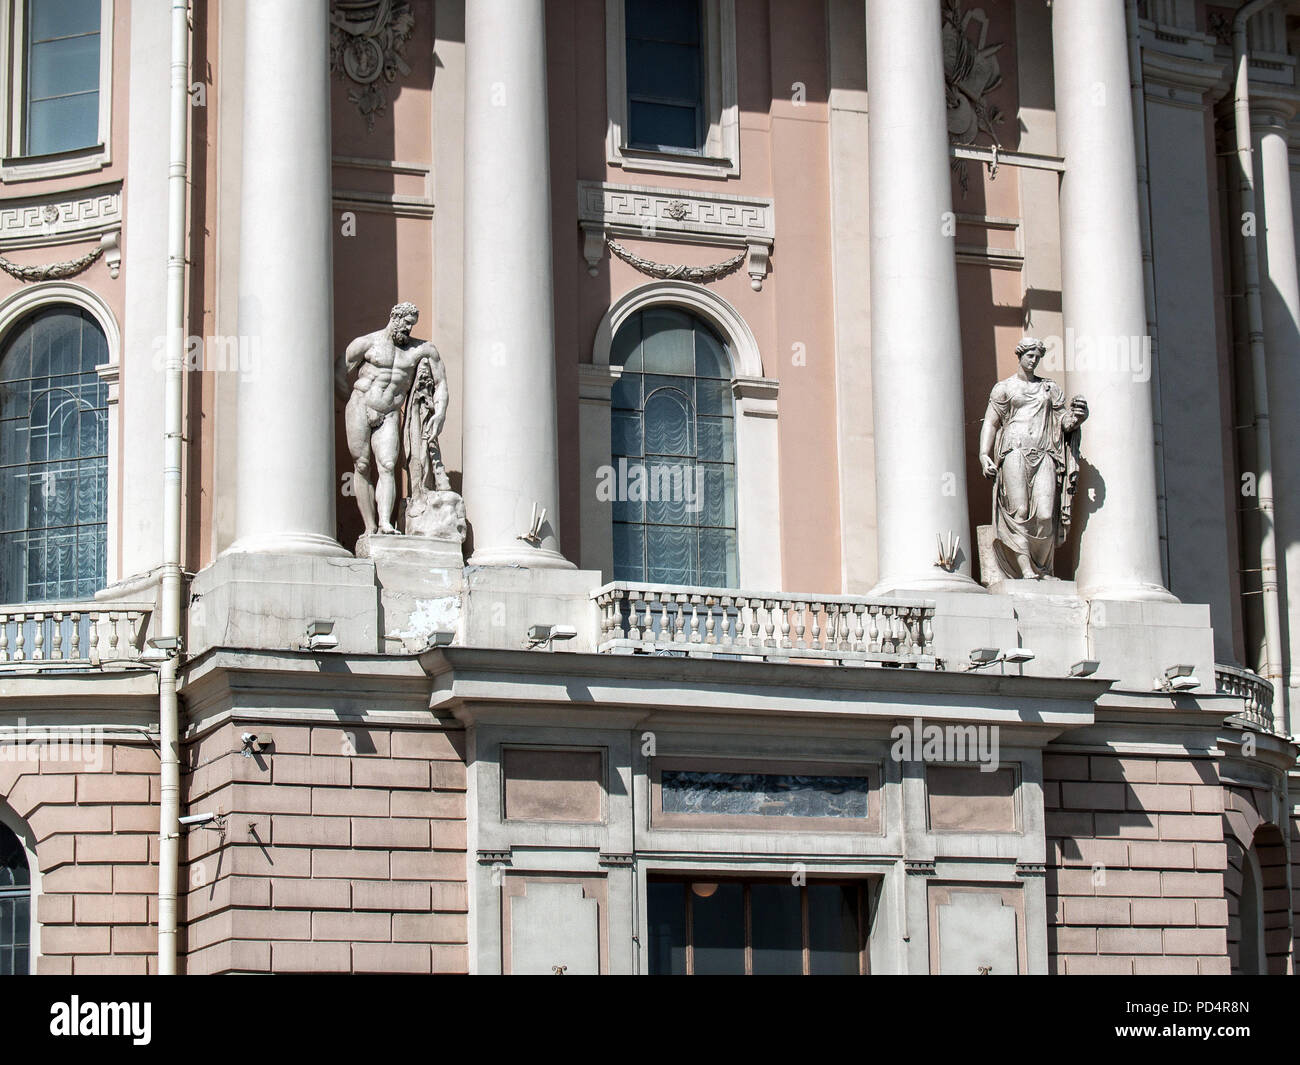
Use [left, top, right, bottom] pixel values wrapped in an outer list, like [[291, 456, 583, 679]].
[[467, 542, 575, 570], [224, 530, 351, 558], [870, 569, 988, 597], [1078, 581, 1179, 605]]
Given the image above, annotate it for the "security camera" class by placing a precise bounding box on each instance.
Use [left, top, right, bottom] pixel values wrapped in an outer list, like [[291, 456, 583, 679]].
[[178, 812, 217, 826], [240, 732, 257, 746]]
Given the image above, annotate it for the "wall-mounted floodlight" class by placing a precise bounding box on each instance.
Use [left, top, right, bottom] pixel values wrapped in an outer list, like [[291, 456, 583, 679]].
[[527, 623, 578, 649], [965, 647, 1033, 673], [1156, 665, 1199, 693], [1069, 659, 1100, 678], [305, 619, 337, 651], [147, 635, 180, 653]]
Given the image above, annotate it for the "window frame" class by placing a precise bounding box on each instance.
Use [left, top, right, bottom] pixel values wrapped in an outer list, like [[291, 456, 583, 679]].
[[646, 875, 871, 975], [582, 281, 782, 590], [0, 809, 36, 975], [0, 302, 111, 604], [0, 0, 113, 182], [608, 306, 739, 588], [0, 283, 119, 605], [606, 0, 739, 178]]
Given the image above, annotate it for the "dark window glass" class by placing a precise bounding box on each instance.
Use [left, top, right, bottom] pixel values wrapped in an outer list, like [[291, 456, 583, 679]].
[[809, 883, 863, 974], [646, 877, 868, 975], [24, 0, 102, 156], [647, 881, 688, 975], [609, 309, 737, 587], [0, 823, 30, 975], [625, 0, 704, 152], [690, 882, 745, 974], [0, 306, 109, 603], [749, 883, 803, 974]]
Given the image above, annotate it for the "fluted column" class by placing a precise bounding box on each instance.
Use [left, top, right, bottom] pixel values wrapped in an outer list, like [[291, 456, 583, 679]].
[[1053, 0, 1172, 601], [461, 0, 571, 567], [228, 0, 344, 556], [866, 0, 981, 594], [1253, 100, 1300, 693]]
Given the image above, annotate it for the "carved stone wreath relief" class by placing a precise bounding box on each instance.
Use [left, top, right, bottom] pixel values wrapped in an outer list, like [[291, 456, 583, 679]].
[[329, 0, 416, 130]]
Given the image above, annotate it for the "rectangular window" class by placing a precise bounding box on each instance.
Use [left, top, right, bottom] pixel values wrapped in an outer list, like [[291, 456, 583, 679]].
[[624, 0, 704, 153], [23, 0, 101, 156], [647, 877, 870, 975]]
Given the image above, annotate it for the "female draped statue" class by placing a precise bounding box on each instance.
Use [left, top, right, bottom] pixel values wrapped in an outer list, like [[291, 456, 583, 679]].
[[978, 337, 1088, 581]]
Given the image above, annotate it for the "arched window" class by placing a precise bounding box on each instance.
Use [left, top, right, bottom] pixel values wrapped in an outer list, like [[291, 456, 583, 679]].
[[610, 307, 737, 586], [0, 822, 31, 975], [0, 305, 109, 603]]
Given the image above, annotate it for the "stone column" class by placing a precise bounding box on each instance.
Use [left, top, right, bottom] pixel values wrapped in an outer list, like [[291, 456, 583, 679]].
[[461, 0, 571, 567], [227, 0, 345, 556], [865, 0, 981, 594], [1253, 99, 1300, 692], [1053, 0, 1171, 601]]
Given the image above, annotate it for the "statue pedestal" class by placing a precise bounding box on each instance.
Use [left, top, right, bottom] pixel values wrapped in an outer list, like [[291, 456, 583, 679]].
[[357, 533, 466, 651]]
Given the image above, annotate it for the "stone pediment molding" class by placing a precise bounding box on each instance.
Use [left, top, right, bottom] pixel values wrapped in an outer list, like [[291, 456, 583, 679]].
[[577, 180, 774, 291], [0, 188, 122, 280]]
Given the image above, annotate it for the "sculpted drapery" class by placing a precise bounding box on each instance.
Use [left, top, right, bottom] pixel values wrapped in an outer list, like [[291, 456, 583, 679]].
[[979, 338, 1087, 581]]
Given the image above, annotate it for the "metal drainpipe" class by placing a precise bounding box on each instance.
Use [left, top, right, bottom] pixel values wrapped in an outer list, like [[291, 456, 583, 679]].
[[1230, 0, 1289, 736], [157, 0, 191, 975], [1126, 0, 1171, 588]]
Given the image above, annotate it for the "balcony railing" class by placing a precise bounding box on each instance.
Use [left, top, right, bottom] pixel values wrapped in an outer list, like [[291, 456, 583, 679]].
[[1215, 663, 1275, 733], [0, 603, 155, 671], [593, 582, 936, 667]]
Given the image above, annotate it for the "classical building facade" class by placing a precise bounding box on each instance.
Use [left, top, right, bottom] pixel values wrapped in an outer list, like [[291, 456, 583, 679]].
[[0, 0, 1296, 975]]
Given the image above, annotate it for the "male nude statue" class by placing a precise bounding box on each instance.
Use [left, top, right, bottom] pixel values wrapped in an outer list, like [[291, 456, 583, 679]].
[[336, 302, 448, 536]]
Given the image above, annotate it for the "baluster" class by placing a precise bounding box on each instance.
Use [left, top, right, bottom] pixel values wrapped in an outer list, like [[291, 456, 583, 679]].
[[68, 612, 81, 659], [867, 606, 881, 652], [890, 612, 905, 655], [792, 602, 807, 649], [922, 610, 935, 655], [655, 595, 670, 645], [852, 605, 866, 651], [735, 598, 750, 647], [704, 596, 717, 645], [762, 600, 777, 647], [626, 592, 641, 641], [673, 594, 688, 643], [13, 614, 24, 661], [88, 613, 101, 663], [779, 601, 792, 649], [108, 612, 122, 658], [0, 614, 8, 662], [51, 612, 64, 660], [830, 604, 846, 650], [688, 595, 702, 643], [719, 596, 736, 647], [809, 603, 822, 650], [32, 613, 45, 660]]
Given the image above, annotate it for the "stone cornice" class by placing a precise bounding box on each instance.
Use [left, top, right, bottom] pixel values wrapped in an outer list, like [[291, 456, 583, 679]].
[[0, 184, 122, 250], [1141, 44, 1228, 100], [421, 646, 1108, 737]]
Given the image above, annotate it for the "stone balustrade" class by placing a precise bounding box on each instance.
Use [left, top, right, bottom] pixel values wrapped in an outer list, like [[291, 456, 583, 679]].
[[0, 603, 154, 670], [1214, 662, 1276, 733], [593, 582, 935, 666]]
